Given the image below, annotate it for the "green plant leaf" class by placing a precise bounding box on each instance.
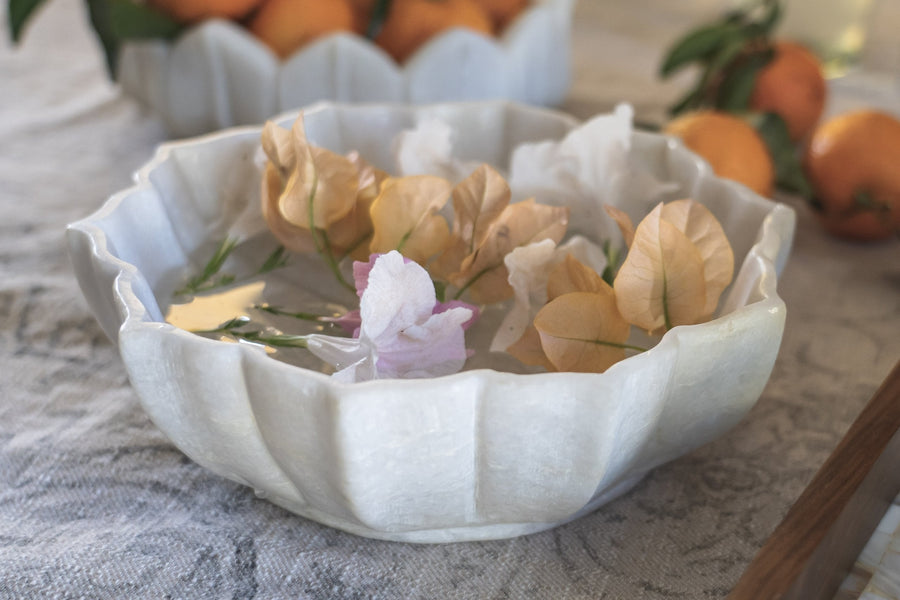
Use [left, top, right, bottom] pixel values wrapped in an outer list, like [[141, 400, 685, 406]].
[[660, 24, 739, 77], [86, 0, 183, 78], [108, 0, 182, 40], [257, 245, 289, 274], [366, 0, 392, 39], [86, 0, 120, 78], [749, 111, 813, 197], [175, 237, 240, 296], [716, 49, 771, 111], [708, 35, 747, 74], [669, 86, 704, 116], [662, 0, 782, 116], [8, 0, 48, 42], [759, 0, 782, 34]]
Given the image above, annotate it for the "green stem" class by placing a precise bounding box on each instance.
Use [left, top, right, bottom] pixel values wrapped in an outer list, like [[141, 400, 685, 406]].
[[662, 268, 673, 331], [453, 267, 492, 300], [321, 231, 355, 293], [433, 280, 448, 303], [253, 304, 337, 322], [306, 175, 355, 293], [257, 245, 289, 274], [601, 241, 621, 287], [549, 335, 648, 353], [192, 316, 251, 335], [395, 228, 414, 254], [175, 237, 239, 296], [175, 239, 291, 297], [191, 317, 309, 348]]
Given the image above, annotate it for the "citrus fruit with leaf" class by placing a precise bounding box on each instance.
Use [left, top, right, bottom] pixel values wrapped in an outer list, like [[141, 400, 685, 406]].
[[248, 0, 356, 58], [660, 1, 827, 143], [660, 0, 782, 115], [146, 0, 264, 23], [749, 41, 826, 141], [804, 110, 900, 241], [665, 111, 775, 197], [374, 0, 493, 63]]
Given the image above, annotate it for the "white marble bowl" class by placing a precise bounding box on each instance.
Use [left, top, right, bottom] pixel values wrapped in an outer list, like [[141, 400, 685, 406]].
[[117, 0, 575, 137], [67, 102, 794, 543]]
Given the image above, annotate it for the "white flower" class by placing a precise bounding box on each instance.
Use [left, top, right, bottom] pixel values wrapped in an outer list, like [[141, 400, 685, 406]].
[[508, 103, 677, 244], [392, 117, 485, 184], [306, 251, 475, 382]]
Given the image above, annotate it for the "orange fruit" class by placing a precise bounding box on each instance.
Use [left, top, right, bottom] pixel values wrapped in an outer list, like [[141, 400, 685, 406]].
[[146, 0, 264, 23], [749, 41, 827, 142], [664, 111, 775, 198], [804, 110, 900, 241], [474, 0, 529, 32], [374, 0, 493, 64], [248, 0, 356, 58]]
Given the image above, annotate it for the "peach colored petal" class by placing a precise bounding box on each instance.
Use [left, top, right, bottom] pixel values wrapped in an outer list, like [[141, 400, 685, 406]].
[[547, 254, 608, 300], [368, 176, 452, 265], [452, 165, 511, 253], [278, 146, 360, 229], [534, 290, 631, 373], [327, 194, 375, 260], [456, 200, 569, 303], [604, 205, 635, 249], [260, 163, 316, 253], [261, 116, 359, 231], [506, 326, 555, 371], [432, 165, 511, 281], [660, 199, 734, 318], [261, 120, 296, 176], [613, 204, 706, 333]]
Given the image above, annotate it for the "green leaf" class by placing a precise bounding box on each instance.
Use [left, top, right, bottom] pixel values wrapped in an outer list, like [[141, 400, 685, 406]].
[[85, 0, 183, 78], [8, 0, 48, 42], [708, 36, 748, 74], [600, 240, 621, 287], [433, 279, 447, 303], [661, 0, 783, 117], [749, 111, 813, 197], [107, 0, 182, 40], [716, 49, 771, 111], [669, 88, 700, 117], [722, 9, 748, 25], [660, 24, 739, 77], [175, 237, 240, 296], [759, 0, 782, 34], [366, 0, 392, 39], [85, 0, 122, 77], [257, 245, 289, 274]]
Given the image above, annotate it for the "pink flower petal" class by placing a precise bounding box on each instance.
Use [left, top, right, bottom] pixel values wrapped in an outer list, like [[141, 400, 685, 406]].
[[434, 300, 480, 331], [310, 251, 477, 382], [322, 309, 361, 337]]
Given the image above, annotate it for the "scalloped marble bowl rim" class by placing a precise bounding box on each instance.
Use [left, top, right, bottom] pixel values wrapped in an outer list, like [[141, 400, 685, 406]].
[[67, 101, 795, 543]]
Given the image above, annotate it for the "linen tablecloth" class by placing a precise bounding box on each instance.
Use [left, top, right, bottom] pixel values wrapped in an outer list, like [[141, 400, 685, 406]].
[[2, 1, 899, 598]]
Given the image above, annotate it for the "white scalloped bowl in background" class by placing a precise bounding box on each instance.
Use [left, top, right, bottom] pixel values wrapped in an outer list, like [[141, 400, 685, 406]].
[[117, 0, 575, 137], [67, 102, 795, 543]]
